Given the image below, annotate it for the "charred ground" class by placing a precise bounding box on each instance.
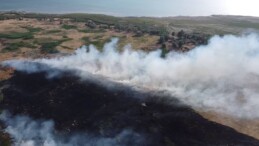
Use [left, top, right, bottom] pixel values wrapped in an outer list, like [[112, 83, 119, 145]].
[[0, 67, 259, 146]]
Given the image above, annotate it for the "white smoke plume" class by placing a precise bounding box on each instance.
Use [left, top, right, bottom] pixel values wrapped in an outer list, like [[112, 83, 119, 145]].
[[3, 34, 259, 119], [0, 111, 145, 146]]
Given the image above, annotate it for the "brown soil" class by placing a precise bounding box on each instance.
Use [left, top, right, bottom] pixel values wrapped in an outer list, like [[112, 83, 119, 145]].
[[199, 111, 259, 140]]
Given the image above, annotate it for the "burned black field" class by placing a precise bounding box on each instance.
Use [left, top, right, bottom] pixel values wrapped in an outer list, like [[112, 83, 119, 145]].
[[1, 66, 259, 146]]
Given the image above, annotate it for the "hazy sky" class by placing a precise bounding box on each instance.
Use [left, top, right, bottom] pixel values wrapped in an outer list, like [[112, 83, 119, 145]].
[[0, 0, 259, 17]]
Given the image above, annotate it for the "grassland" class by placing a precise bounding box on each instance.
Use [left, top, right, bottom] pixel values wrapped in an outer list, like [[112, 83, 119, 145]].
[[1, 12, 259, 56], [0, 15, 160, 60], [2, 12, 259, 35]]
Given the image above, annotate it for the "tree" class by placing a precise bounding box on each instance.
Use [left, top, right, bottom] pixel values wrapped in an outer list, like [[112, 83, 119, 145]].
[[177, 30, 185, 38], [160, 43, 167, 58], [158, 36, 165, 44], [178, 41, 183, 48]]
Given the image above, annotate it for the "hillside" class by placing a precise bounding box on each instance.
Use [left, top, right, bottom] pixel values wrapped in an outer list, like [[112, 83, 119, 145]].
[[1, 12, 259, 145]]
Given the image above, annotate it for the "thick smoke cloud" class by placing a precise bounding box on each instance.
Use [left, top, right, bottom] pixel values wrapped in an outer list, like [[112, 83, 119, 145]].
[[3, 34, 259, 119], [0, 111, 145, 146]]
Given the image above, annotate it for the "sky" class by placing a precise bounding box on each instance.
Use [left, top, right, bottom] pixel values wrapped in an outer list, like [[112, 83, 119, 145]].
[[0, 0, 259, 17]]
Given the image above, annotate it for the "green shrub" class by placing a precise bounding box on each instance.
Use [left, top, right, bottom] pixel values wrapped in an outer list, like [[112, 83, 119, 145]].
[[40, 41, 60, 53], [78, 29, 106, 33], [91, 41, 103, 49], [39, 38, 72, 54], [81, 36, 90, 42], [0, 26, 42, 40], [46, 29, 62, 34], [81, 37, 111, 50], [24, 26, 42, 33], [0, 32, 34, 40], [2, 42, 37, 52], [3, 44, 20, 52], [62, 24, 77, 30], [160, 44, 168, 58]]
